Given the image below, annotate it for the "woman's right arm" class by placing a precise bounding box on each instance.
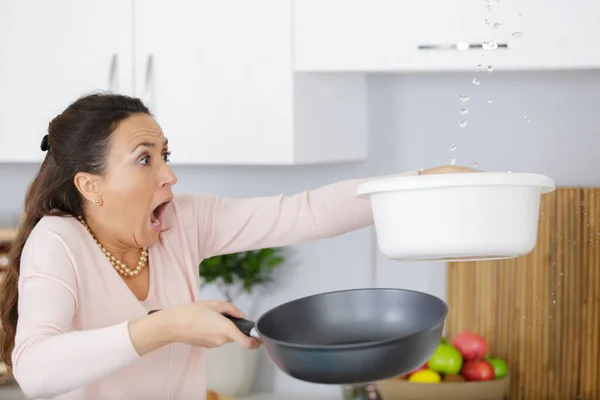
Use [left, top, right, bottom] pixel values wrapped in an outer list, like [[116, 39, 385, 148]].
[[12, 275, 171, 399], [13, 224, 256, 399], [14, 276, 254, 399], [12, 226, 172, 398]]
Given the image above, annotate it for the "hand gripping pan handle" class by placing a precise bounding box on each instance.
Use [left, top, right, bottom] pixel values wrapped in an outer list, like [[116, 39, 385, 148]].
[[147, 309, 261, 341]]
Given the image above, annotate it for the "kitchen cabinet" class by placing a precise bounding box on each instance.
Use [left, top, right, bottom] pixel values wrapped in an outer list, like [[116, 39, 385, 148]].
[[0, 0, 132, 163], [133, 0, 366, 165], [0, 0, 367, 165], [293, 0, 600, 72]]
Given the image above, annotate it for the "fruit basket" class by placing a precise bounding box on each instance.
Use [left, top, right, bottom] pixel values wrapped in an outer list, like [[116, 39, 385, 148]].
[[377, 331, 510, 400], [378, 376, 509, 400]]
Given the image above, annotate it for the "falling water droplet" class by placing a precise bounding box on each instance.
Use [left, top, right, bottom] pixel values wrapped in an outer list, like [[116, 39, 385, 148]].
[[482, 41, 499, 50], [492, 22, 503, 29], [488, 99, 493, 103], [450, 156, 456, 165], [518, 12, 523, 16], [473, 161, 479, 168], [472, 78, 481, 85], [486, 4, 492, 11], [524, 115, 532, 122], [512, 31, 524, 37], [484, 19, 491, 26], [476, 63, 484, 72], [450, 143, 457, 151], [508, 170, 512, 173], [459, 120, 468, 128], [459, 94, 469, 102], [461, 108, 468, 114], [488, 65, 494, 73]]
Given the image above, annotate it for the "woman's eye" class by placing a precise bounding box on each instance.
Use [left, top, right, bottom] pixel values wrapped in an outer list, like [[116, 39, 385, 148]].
[[139, 152, 170, 166]]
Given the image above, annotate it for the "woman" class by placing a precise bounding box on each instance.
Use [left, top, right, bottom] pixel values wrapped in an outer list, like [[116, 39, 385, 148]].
[[0, 93, 474, 399]]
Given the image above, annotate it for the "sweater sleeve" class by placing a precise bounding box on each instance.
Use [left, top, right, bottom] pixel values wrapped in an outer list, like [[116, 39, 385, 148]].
[[194, 170, 419, 258], [12, 229, 140, 399]]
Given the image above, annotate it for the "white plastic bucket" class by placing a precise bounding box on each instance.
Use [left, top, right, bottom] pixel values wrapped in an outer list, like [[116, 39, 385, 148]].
[[356, 172, 555, 262]]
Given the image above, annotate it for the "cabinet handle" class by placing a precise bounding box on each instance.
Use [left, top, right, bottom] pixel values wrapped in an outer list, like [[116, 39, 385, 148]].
[[143, 54, 155, 111], [418, 42, 510, 51], [108, 54, 118, 92]]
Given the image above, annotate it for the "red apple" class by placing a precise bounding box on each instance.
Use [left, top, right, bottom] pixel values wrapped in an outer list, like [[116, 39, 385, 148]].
[[452, 331, 488, 361], [461, 360, 495, 381], [407, 363, 428, 377]]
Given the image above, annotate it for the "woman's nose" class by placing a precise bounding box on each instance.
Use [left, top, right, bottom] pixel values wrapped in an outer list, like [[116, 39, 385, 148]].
[[160, 164, 178, 187]]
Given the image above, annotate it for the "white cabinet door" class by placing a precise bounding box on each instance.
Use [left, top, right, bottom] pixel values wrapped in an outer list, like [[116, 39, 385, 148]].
[[293, 0, 600, 72], [496, 0, 600, 70], [294, 0, 490, 72], [0, 0, 133, 163], [134, 0, 295, 165]]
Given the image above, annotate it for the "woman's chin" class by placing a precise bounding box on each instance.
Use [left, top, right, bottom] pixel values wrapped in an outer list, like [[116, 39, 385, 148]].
[[139, 224, 162, 248]]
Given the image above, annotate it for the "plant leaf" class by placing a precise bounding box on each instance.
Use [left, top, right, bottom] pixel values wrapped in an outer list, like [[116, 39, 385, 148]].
[[199, 247, 286, 298]]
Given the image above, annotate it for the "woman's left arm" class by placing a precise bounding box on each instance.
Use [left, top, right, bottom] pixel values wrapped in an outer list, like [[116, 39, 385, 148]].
[[196, 170, 419, 257]]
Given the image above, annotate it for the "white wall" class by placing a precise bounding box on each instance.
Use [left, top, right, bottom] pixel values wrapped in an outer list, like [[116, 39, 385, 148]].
[[1, 69, 599, 396]]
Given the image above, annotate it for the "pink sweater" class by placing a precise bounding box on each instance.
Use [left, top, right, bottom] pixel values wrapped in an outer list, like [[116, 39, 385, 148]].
[[13, 171, 416, 399]]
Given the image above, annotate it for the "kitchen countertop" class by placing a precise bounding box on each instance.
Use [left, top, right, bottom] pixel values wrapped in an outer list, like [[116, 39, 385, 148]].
[[239, 395, 341, 400], [0, 228, 17, 242], [0, 385, 342, 400], [0, 384, 25, 400]]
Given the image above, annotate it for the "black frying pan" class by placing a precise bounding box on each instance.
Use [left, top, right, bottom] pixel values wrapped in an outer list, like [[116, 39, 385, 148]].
[[150, 288, 447, 385]]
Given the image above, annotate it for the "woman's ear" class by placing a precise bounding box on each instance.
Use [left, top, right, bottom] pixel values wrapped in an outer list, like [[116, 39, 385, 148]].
[[74, 172, 103, 206]]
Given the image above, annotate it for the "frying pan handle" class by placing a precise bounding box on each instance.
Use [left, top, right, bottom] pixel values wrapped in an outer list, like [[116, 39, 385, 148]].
[[223, 314, 261, 341], [147, 309, 261, 341]]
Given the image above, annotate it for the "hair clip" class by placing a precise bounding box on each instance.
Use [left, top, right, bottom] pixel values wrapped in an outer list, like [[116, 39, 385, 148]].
[[40, 134, 50, 152]]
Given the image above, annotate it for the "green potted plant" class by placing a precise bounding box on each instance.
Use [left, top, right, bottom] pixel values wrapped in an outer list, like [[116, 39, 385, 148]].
[[199, 247, 286, 304], [200, 247, 286, 397]]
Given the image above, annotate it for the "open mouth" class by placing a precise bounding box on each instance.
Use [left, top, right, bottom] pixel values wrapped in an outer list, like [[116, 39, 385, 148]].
[[150, 198, 172, 230]]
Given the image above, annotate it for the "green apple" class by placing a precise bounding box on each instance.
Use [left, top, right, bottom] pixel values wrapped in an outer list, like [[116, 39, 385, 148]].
[[485, 356, 508, 379], [427, 343, 463, 375]]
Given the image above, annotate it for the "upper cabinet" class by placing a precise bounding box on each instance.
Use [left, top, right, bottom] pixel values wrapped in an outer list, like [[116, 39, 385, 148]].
[[293, 0, 600, 72], [0, 0, 133, 163], [0, 0, 367, 165], [2, 0, 596, 165], [133, 0, 367, 165]]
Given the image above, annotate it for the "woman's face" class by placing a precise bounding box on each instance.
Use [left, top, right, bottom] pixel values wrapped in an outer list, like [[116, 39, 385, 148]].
[[77, 113, 177, 249]]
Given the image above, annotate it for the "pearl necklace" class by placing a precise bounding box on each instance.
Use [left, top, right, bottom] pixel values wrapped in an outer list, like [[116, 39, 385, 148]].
[[78, 216, 149, 277]]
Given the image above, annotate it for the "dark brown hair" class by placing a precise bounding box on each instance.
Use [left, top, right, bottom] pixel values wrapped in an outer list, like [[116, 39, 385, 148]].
[[0, 92, 150, 377]]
